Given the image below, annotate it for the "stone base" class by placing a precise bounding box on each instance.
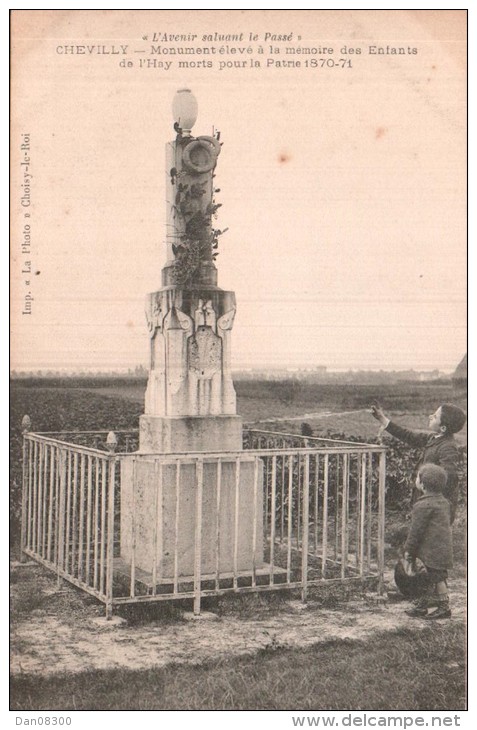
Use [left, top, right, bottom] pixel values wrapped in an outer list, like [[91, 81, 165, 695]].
[[120, 454, 264, 577], [139, 414, 243, 453], [113, 558, 286, 591]]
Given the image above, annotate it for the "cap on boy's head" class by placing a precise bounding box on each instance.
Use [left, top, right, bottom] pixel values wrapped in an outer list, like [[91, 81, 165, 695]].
[[418, 464, 447, 493], [440, 403, 466, 434]]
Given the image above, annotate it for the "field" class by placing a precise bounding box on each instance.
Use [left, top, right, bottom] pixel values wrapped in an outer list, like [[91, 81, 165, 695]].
[[10, 378, 467, 711], [10, 375, 467, 442]]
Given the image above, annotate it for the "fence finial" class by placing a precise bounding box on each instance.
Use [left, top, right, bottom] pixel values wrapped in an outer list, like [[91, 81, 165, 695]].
[[106, 431, 118, 452], [22, 415, 32, 433]]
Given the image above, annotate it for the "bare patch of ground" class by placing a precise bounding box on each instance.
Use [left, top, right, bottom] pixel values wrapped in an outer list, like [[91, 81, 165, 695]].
[[10, 562, 466, 678], [253, 409, 467, 447]]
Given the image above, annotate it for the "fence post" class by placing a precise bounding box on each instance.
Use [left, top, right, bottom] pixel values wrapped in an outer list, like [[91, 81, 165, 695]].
[[172, 460, 180, 595], [85, 455, 93, 586], [152, 459, 161, 596], [215, 458, 222, 591], [251, 457, 259, 588], [358, 453, 366, 576], [377, 451, 386, 594], [129, 456, 137, 598], [233, 457, 240, 590], [193, 458, 204, 616], [340, 454, 348, 579], [366, 453, 373, 571], [20, 416, 32, 562], [46, 445, 55, 563], [105, 452, 117, 620], [78, 454, 86, 582], [301, 453, 310, 603], [286, 454, 293, 584], [321, 453, 329, 579], [269, 455, 277, 582], [57, 448, 67, 588]]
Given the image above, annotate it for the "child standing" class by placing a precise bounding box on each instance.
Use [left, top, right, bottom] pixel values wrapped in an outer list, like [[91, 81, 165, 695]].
[[403, 464, 453, 619], [371, 403, 466, 523]]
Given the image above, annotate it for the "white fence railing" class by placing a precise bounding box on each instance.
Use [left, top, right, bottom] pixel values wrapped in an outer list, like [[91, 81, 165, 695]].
[[21, 434, 118, 609], [21, 429, 386, 618]]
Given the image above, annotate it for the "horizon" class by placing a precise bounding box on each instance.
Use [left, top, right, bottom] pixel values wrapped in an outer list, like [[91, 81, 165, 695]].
[[10, 363, 460, 376]]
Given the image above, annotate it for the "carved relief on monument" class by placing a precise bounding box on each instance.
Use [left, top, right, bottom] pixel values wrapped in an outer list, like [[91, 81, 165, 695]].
[[175, 307, 194, 333], [145, 295, 164, 337], [217, 308, 236, 332], [163, 305, 192, 333], [194, 298, 217, 331], [188, 327, 222, 380]]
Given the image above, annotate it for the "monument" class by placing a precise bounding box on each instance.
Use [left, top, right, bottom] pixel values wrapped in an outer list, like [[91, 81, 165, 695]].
[[140, 88, 241, 453], [120, 89, 264, 579]]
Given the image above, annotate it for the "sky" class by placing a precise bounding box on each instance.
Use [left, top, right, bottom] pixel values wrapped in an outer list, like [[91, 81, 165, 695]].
[[10, 9, 467, 373]]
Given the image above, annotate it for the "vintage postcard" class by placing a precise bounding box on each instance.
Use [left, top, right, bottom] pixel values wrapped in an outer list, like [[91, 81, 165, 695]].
[[10, 9, 467, 717]]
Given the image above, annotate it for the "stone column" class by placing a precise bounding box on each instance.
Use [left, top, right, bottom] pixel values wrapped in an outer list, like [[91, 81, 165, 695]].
[[140, 88, 241, 452]]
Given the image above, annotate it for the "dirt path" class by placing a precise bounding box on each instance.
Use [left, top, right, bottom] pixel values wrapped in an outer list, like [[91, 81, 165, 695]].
[[10, 563, 466, 678], [256, 409, 368, 423]]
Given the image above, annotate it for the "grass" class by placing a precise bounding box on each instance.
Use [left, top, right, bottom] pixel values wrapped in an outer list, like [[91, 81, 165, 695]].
[[10, 515, 467, 711], [10, 624, 466, 711]]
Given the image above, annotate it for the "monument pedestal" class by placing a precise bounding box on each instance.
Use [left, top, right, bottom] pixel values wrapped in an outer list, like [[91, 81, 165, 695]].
[[139, 414, 243, 453], [120, 455, 264, 577]]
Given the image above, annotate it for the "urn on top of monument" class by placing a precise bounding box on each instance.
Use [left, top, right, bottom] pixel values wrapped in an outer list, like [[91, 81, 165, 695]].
[[164, 89, 224, 289]]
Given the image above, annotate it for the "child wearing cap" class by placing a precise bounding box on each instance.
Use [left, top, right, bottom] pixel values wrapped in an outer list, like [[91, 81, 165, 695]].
[[370, 403, 466, 523], [403, 464, 453, 619]]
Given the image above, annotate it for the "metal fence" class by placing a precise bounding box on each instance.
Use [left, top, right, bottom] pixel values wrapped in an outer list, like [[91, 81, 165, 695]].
[[21, 427, 386, 618], [21, 433, 118, 610]]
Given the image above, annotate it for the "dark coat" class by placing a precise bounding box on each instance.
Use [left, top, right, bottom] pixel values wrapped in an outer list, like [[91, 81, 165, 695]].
[[385, 421, 460, 522], [404, 493, 453, 570]]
